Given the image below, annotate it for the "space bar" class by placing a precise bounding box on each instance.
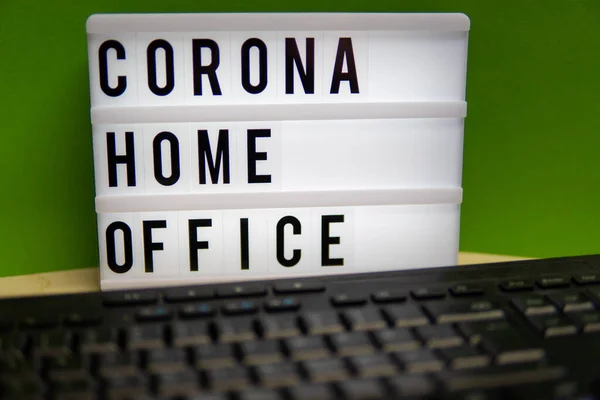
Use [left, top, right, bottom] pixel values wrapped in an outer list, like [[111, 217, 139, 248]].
[[441, 366, 566, 392]]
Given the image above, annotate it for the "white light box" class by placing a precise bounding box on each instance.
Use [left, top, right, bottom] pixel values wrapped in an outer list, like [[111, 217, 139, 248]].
[[87, 13, 470, 290]]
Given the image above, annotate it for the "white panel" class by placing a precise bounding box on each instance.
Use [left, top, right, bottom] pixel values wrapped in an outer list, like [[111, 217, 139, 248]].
[[266, 209, 313, 275], [368, 31, 468, 101], [98, 213, 144, 282], [222, 209, 269, 277], [93, 124, 145, 196], [321, 32, 368, 102], [183, 32, 232, 105], [178, 211, 224, 277], [98, 204, 457, 290], [281, 118, 464, 190], [136, 34, 186, 105], [276, 32, 323, 104], [136, 211, 180, 276], [142, 123, 191, 193], [88, 34, 138, 107], [230, 32, 278, 104], [353, 204, 460, 271]]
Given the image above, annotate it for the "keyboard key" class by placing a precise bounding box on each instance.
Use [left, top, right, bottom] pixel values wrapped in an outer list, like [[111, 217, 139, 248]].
[[0, 375, 44, 398], [239, 389, 282, 400], [393, 349, 444, 373], [342, 308, 387, 331], [288, 383, 336, 400], [103, 374, 149, 399], [222, 300, 258, 315], [30, 330, 72, 358], [512, 294, 557, 316], [50, 376, 95, 399], [144, 347, 188, 373], [172, 321, 211, 347], [349, 353, 396, 378], [179, 303, 216, 319], [337, 379, 387, 400], [163, 287, 214, 302], [372, 328, 420, 352], [537, 276, 570, 289], [103, 291, 157, 306], [548, 291, 594, 313], [216, 284, 267, 298], [206, 365, 250, 390], [457, 320, 512, 345], [387, 375, 435, 397], [450, 284, 485, 297], [425, 300, 505, 324], [216, 318, 256, 343], [570, 311, 600, 333], [440, 365, 566, 392], [135, 306, 172, 322], [371, 289, 406, 304], [273, 280, 325, 294], [260, 315, 301, 339], [438, 346, 490, 370], [285, 336, 330, 361], [330, 293, 367, 307], [573, 274, 600, 286], [63, 312, 102, 328], [383, 304, 429, 328], [479, 329, 545, 365], [264, 297, 301, 312], [302, 358, 349, 382], [194, 343, 236, 369], [47, 355, 89, 381], [97, 352, 140, 378], [255, 362, 300, 388], [152, 369, 200, 397], [239, 340, 283, 365], [411, 287, 446, 300], [302, 311, 344, 335], [20, 315, 59, 330], [527, 315, 578, 337], [415, 325, 464, 349], [585, 288, 600, 306], [329, 332, 375, 357], [127, 324, 165, 349], [79, 327, 119, 354], [499, 280, 534, 292]]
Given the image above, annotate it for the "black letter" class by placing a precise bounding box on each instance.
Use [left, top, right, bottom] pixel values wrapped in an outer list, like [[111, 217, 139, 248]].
[[147, 39, 175, 96], [330, 38, 359, 94], [276, 216, 302, 267], [247, 129, 271, 184], [152, 131, 180, 186], [321, 215, 344, 266], [197, 129, 230, 184], [241, 38, 268, 94], [192, 39, 222, 96], [189, 219, 211, 271], [143, 220, 166, 273], [106, 221, 133, 274], [99, 40, 127, 97], [106, 131, 136, 187], [240, 218, 249, 270], [285, 38, 315, 94]]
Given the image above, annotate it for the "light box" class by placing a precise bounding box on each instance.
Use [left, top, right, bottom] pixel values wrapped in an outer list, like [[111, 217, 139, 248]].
[[86, 13, 470, 290]]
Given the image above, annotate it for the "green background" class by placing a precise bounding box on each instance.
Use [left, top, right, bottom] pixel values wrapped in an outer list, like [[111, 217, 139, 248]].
[[0, 0, 599, 277]]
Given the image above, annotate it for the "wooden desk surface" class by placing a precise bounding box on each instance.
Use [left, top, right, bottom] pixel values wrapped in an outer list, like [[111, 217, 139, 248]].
[[0, 252, 531, 298]]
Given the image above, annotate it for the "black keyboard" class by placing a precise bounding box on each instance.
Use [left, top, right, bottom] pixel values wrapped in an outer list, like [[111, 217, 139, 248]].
[[2, 255, 600, 400]]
